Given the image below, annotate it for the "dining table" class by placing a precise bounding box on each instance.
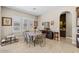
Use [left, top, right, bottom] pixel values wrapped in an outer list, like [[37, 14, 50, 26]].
[[26, 31, 42, 40], [25, 31, 42, 46]]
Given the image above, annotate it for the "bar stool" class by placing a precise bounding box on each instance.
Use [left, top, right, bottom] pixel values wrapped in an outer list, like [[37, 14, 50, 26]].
[[53, 32, 60, 41]]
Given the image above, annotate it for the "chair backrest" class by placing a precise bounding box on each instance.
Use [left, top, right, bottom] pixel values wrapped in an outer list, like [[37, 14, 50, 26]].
[[26, 33, 31, 42], [23, 32, 27, 39]]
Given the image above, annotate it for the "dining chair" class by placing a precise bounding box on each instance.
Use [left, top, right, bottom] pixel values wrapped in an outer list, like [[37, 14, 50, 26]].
[[23, 32, 28, 44], [39, 34, 46, 47], [34, 33, 46, 47], [26, 33, 33, 47]]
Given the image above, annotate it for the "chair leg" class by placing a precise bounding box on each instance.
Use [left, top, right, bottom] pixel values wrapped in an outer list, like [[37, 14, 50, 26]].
[[34, 40, 35, 47], [28, 39, 32, 47], [41, 38, 46, 47], [40, 39, 43, 47], [24, 38, 28, 44], [29, 39, 33, 47], [26, 39, 28, 44]]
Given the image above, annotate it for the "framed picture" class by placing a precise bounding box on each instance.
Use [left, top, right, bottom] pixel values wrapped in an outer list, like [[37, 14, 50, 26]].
[[34, 21, 38, 26], [76, 7, 79, 17], [42, 22, 44, 26], [2, 17, 12, 26], [51, 21, 54, 25], [77, 17, 79, 27]]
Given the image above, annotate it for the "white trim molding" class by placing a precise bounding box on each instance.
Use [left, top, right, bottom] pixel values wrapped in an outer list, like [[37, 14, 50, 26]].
[[66, 36, 72, 40]]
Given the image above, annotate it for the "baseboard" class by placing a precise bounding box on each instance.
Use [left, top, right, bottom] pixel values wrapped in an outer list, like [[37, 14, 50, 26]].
[[72, 41, 76, 45], [66, 37, 72, 39], [66, 37, 77, 45]]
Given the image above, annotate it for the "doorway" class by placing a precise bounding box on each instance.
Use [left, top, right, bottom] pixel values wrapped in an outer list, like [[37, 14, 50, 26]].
[[60, 12, 72, 39], [60, 13, 66, 37]]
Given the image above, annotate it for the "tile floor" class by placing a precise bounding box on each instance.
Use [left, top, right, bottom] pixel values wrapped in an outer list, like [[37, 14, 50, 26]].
[[0, 37, 79, 53]]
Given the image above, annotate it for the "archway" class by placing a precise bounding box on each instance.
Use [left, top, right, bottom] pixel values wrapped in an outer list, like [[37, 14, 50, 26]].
[[59, 11, 72, 40]]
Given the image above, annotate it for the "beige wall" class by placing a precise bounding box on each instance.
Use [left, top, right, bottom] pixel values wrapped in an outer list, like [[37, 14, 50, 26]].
[[38, 6, 76, 44], [1, 7, 36, 37], [1, 6, 77, 44], [66, 12, 72, 37]]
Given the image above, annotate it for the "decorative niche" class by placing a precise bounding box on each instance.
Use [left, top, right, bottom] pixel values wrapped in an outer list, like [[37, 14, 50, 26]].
[[42, 22, 44, 26], [34, 21, 38, 27], [34, 21, 38, 29], [51, 21, 54, 25], [44, 22, 50, 28], [42, 22, 50, 30]]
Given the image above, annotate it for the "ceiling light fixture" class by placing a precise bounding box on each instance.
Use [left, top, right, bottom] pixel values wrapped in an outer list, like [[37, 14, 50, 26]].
[[33, 8, 36, 10]]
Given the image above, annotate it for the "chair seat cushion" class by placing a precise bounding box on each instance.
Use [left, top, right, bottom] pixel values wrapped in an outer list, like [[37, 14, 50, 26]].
[[1, 39, 6, 42]]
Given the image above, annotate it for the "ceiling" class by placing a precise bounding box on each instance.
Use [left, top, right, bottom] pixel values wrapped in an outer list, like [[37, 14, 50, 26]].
[[4, 6, 54, 16]]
